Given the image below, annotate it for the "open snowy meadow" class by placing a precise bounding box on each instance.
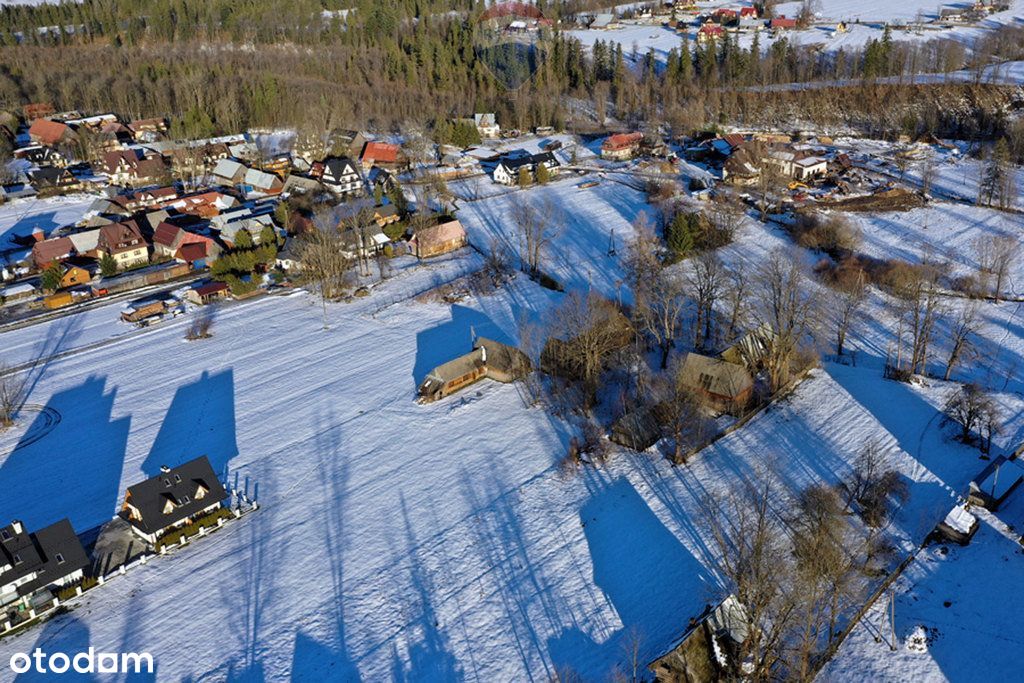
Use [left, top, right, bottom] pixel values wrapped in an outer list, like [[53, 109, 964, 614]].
[[1, 171, 1022, 679]]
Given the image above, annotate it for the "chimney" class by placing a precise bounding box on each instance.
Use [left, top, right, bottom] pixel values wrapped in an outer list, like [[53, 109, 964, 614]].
[[480, 344, 487, 365], [160, 465, 171, 474], [11, 520, 23, 535]]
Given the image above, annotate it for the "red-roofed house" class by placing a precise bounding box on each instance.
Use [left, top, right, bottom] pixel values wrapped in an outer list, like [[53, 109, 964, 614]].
[[152, 222, 219, 268], [740, 6, 759, 18], [97, 220, 148, 270], [185, 281, 230, 305], [360, 142, 403, 169], [28, 119, 73, 147], [698, 23, 725, 42], [601, 132, 644, 161], [31, 236, 75, 269], [771, 17, 798, 29]]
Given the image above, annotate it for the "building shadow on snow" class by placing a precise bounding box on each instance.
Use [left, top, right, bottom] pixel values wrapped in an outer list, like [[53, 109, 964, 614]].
[[142, 369, 238, 479], [0, 375, 129, 531], [412, 305, 512, 388]]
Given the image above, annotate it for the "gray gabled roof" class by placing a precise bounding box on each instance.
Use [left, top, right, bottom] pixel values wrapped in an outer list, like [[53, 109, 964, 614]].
[[124, 456, 227, 535]]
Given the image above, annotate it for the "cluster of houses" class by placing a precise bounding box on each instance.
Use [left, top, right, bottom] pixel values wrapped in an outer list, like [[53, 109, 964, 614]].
[[0, 103, 480, 313], [2, 455, 227, 628]]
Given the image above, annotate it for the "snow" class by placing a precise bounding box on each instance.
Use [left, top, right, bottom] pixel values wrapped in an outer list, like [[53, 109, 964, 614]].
[[0, 193, 97, 257], [821, 501, 1024, 682], [942, 505, 975, 535], [0, 145, 1022, 678], [2, 227, 1023, 679], [454, 173, 648, 297]]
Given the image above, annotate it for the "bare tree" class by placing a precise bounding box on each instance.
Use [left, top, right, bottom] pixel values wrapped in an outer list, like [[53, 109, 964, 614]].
[[755, 152, 786, 222], [829, 267, 867, 357], [723, 266, 749, 344], [185, 305, 216, 340], [944, 302, 980, 381], [543, 290, 631, 408], [298, 229, 353, 329], [991, 235, 1019, 302], [892, 256, 944, 376], [943, 383, 1000, 449], [840, 441, 909, 528], [687, 251, 724, 351], [0, 364, 26, 429], [511, 198, 560, 278], [657, 356, 713, 464], [973, 235, 996, 296], [703, 470, 796, 680], [753, 253, 818, 392]]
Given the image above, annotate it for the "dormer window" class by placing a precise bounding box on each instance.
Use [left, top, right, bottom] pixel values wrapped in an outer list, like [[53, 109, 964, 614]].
[[13, 553, 21, 565], [174, 474, 182, 483], [164, 478, 172, 487], [55, 553, 65, 564], [180, 495, 191, 504], [0, 529, 9, 541]]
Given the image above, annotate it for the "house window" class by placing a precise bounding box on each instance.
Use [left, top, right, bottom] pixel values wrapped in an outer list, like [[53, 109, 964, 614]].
[[0, 529, 9, 541], [181, 495, 191, 504], [164, 478, 172, 487], [174, 474, 181, 483], [699, 373, 714, 391], [55, 553, 65, 564], [13, 553, 22, 564]]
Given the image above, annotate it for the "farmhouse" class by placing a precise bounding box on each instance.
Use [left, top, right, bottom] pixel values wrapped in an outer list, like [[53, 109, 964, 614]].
[[97, 220, 149, 269], [410, 218, 468, 258], [29, 167, 81, 192], [120, 456, 229, 545], [601, 132, 644, 161], [474, 113, 501, 139], [418, 337, 531, 402], [492, 152, 560, 185], [679, 352, 753, 410], [0, 519, 89, 610]]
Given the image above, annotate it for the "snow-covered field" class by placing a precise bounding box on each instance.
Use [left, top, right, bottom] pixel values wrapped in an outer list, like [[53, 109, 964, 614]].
[[821, 499, 1024, 682], [2, 180, 1023, 680], [573, 0, 1024, 62], [0, 194, 97, 256]]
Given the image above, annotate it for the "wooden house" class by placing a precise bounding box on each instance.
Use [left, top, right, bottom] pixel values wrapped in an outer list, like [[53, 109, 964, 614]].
[[418, 337, 531, 402], [410, 218, 468, 258]]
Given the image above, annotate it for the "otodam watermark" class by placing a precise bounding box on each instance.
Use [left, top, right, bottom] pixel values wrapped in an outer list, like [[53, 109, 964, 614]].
[[9, 647, 154, 675]]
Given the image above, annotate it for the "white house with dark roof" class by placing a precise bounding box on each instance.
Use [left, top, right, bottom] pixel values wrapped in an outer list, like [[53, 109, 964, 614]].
[[0, 519, 88, 609], [120, 456, 228, 545]]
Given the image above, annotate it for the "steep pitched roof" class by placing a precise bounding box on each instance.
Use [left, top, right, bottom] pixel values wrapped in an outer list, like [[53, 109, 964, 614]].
[[98, 220, 146, 254], [28, 118, 70, 146], [413, 218, 466, 250], [153, 221, 183, 248], [124, 456, 228, 535], [0, 518, 88, 598], [31, 236, 75, 266]]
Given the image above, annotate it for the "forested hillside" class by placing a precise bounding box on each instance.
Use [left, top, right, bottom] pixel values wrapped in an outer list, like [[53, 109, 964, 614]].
[[0, 0, 1021, 144]]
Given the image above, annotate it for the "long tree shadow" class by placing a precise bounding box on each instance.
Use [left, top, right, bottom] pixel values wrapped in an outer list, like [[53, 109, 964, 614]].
[[0, 375, 129, 531], [548, 476, 713, 680], [412, 304, 512, 388], [142, 369, 238, 479], [392, 495, 463, 682], [290, 405, 362, 682]]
